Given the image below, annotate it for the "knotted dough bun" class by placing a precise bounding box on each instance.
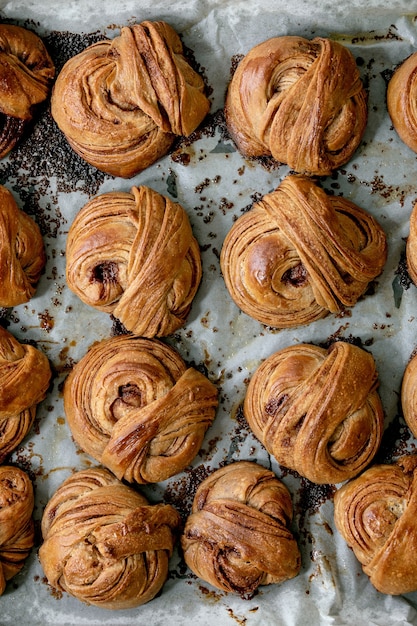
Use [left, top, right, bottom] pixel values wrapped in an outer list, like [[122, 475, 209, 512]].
[[64, 335, 218, 484], [244, 341, 384, 484], [225, 35, 367, 175], [51, 21, 210, 177], [39, 467, 181, 609]]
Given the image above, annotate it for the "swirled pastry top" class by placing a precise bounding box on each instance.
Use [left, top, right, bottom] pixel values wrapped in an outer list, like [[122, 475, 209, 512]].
[[387, 51, 417, 154], [181, 461, 300, 597], [66, 185, 202, 337], [334, 455, 417, 595], [225, 35, 367, 175], [0, 465, 34, 595], [39, 467, 181, 609], [0, 326, 51, 463], [64, 335, 218, 484], [0, 185, 46, 307], [51, 21, 210, 177], [220, 175, 387, 328], [244, 341, 384, 484], [0, 24, 55, 159]]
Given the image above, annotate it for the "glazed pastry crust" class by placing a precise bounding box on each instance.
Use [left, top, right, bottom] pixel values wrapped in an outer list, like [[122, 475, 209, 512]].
[[0, 24, 55, 158], [63, 335, 218, 484], [0, 465, 34, 595], [0, 185, 46, 307], [51, 21, 210, 177], [39, 467, 181, 609], [181, 461, 301, 596], [225, 35, 367, 175], [66, 185, 202, 337], [220, 175, 387, 328], [0, 326, 51, 463], [334, 455, 417, 595], [387, 52, 417, 153], [244, 341, 384, 484]]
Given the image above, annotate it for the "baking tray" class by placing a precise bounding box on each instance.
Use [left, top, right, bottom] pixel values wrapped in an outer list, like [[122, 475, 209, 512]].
[[1, 1, 417, 624]]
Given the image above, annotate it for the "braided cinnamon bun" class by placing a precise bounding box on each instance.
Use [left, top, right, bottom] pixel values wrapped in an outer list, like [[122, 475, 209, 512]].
[[220, 175, 387, 328], [0, 185, 45, 306], [39, 467, 181, 609], [0, 326, 51, 462], [334, 455, 417, 595], [0, 465, 34, 595], [225, 35, 367, 175], [244, 341, 384, 484], [181, 461, 301, 597], [0, 24, 54, 158], [51, 21, 210, 177], [63, 335, 218, 484], [66, 185, 202, 337]]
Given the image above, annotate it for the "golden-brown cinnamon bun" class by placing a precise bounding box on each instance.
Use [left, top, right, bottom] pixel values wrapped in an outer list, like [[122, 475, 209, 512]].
[[401, 350, 417, 438], [220, 175, 387, 328], [387, 52, 417, 153], [244, 341, 384, 484], [51, 21, 210, 177], [0, 326, 51, 463], [63, 335, 218, 484], [334, 455, 417, 595], [225, 36, 367, 175], [0, 185, 46, 306], [66, 185, 202, 337], [406, 201, 417, 287], [181, 461, 301, 596], [39, 467, 181, 609], [0, 465, 34, 595], [0, 24, 54, 159]]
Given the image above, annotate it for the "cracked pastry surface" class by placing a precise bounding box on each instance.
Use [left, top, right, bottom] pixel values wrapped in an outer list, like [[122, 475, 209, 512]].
[[225, 35, 367, 175], [65, 185, 202, 337], [0, 465, 34, 595], [39, 467, 181, 609], [334, 455, 417, 595], [181, 461, 301, 597], [63, 335, 218, 484], [387, 51, 417, 154], [0, 326, 51, 463], [220, 174, 387, 329], [244, 341, 384, 484], [51, 20, 210, 177], [0, 185, 46, 307], [0, 24, 55, 159]]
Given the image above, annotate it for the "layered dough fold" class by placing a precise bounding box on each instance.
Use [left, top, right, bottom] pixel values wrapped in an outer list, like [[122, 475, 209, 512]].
[[0, 185, 45, 307], [244, 341, 384, 484], [220, 175, 387, 328], [0, 24, 54, 158], [225, 35, 367, 175], [64, 335, 218, 484], [51, 21, 210, 177], [39, 467, 181, 609], [0, 466, 34, 595], [334, 455, 417, 595], [181, 461, 301, 596], [66, 185, 202, 337], [0, 326, 51, 462]]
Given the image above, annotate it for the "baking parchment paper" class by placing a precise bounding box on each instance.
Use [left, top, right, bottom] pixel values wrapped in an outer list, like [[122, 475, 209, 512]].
[[1, 0, 417, 624]]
